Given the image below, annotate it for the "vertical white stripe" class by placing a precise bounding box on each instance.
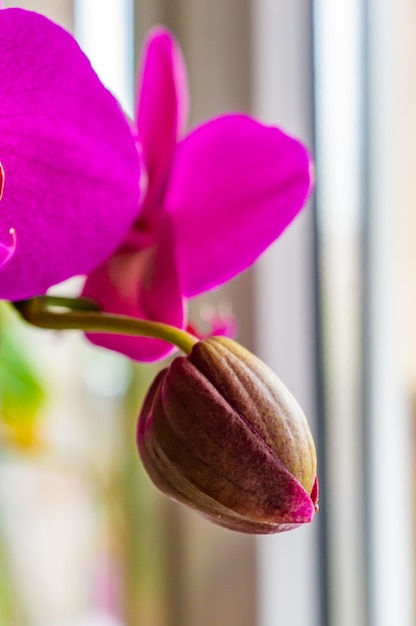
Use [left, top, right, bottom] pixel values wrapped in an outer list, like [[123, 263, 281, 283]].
[[366, 1, 414, 624], [252, 2, 319, 626], [74, 0, 134, 117], [314, 1, 367, 624]]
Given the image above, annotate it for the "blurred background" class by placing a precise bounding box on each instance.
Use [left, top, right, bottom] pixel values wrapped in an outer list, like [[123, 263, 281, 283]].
[[1, 0, 415, 625]]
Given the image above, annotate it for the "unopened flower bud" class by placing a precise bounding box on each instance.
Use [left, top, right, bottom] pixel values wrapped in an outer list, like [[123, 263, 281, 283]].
[[137, 336, 318, 533]]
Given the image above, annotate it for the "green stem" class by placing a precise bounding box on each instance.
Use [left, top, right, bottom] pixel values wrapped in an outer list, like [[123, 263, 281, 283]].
[[13, 296, 198, 356], [43, 295, 101, 311]]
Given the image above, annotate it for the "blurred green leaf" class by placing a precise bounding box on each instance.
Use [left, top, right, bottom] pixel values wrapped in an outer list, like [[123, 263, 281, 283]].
[[0, 310, 46, 448], [0, 527, 24, 626]]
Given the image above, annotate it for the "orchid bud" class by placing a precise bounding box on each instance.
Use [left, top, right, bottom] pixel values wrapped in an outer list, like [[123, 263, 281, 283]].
[[137, 336, 318, 534]]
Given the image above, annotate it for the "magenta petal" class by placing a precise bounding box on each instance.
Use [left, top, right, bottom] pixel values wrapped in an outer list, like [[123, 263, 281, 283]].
[[82, 218, 185, 361], [165, 114, 312, 297], [310, 477, 319, 511], [0, 228, 16, 270], [136, 27, 188, 219], [0, 9, 141, 300]]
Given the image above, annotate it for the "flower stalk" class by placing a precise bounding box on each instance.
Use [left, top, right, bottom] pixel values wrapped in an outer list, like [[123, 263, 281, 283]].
[[13, 296, 198, 355]]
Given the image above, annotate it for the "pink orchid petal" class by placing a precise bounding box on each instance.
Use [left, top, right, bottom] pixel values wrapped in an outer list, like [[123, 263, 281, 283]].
[[165, 114, 312, 297], [0, 160, 4, 199], [0, 9, 141, 300], [136, 27, 188, 220], [0, 228, 16, 270], [82, 217, 185, 361], [0, 164, 17, 270], [187, 306, 238, 340]]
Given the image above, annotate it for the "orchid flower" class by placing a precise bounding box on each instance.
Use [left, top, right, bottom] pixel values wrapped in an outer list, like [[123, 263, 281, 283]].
[[0, 8, 141, 301], [82, 27, 313, 362]]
